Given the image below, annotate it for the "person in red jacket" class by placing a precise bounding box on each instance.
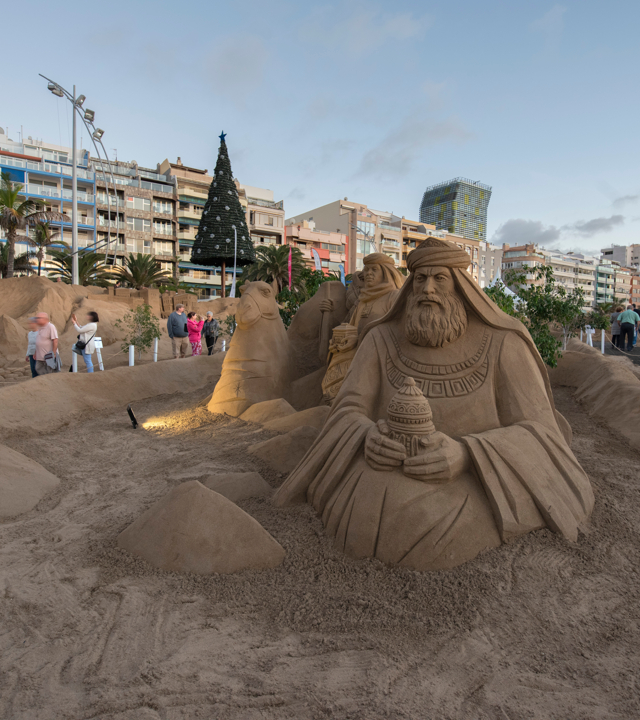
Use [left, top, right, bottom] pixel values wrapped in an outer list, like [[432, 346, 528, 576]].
[[187, 312, 205, 356]]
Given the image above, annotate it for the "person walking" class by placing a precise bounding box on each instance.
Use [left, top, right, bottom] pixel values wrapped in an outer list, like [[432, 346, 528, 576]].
[[610, 305, 623, 348], [202, 311, 219, 355], [187, 312, 205, 356], [167, 304, 189, 358], [617, 304, 640, 352], [34, 312, 60, 375], [72, 311, 99, 373], [26, 317, 39, 378]]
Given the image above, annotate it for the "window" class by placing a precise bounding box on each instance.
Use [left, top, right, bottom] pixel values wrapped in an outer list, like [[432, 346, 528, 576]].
[[250, 211, 255, 224], [126, 196, 150, 212], [126, 217, 151, 232], [267, 216, 274, 226], [179, 202, 189, 210], [357, 221, 375, 237], [154, 241, 173, 255], [143, 240, 151, 253], [153, 200, 172, 214], [153, 222, 172, 236]]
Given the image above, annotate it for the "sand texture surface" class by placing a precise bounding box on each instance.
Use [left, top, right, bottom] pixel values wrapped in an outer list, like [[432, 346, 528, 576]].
[[0, 386, 639, 719]]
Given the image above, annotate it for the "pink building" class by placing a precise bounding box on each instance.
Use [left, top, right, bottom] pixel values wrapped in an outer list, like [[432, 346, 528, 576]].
[[286, 220, 348, 275]]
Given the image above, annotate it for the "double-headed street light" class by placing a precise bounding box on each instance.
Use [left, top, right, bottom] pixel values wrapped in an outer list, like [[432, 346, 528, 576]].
[[40, 74, 120, 283]]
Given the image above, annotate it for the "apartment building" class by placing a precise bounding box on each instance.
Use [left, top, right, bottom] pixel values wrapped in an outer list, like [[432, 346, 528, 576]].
[[286, 198, 406, 273], [477, 240, 503, 288], [631, 275, 640, 306], [595, 259, 633, 305], [420, 177, 492, 241], [93, 159, 177, 276], [285, 220, 347, 274], [0, 129, 96, 272], [238, 185, 285, 247], [502, 243, 599, 307], [601, 244, 640, 270]]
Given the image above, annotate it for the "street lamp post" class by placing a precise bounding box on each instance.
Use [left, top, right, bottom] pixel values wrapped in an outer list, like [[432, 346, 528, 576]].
[[41, 75, 119, 281]]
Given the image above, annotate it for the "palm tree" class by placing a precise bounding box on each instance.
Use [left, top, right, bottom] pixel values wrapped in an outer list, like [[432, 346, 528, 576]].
[[30, 222, 62, 276], [48, 245, 113, 287], [0, 171, 66, 278], [0, 242, 36, 278], [114, 253, 172, 289], [244, 244, 306, 293]]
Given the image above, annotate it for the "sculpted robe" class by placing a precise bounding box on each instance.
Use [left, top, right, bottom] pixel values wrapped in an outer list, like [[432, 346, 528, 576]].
[[274, 313, 594, 571]]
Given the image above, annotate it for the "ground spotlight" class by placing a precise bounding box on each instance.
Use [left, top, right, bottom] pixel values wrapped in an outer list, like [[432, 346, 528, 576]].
[[127, 404, 138, 429]]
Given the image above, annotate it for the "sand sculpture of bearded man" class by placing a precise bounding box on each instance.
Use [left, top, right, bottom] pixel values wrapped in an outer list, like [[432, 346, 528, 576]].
[[275, 239, 594, 571], [321, 253, 404, 404]]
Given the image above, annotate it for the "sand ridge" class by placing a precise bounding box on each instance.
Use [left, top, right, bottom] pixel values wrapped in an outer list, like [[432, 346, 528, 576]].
[[0, 384, 638, 719]]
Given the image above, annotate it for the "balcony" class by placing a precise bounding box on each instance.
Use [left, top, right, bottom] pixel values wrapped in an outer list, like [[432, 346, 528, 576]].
[[153, 225, 173, 236], [177, 208, 203, 221], [247, 197, 284, 210], [177, 230, 196, 240], [381, 239, 400, 248]]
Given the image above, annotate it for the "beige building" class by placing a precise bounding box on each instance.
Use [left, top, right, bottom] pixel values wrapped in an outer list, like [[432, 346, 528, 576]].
[[286, 198, 405, 273], [94, 159, 177, 277], [285, 220, 347, 274], [238, 185, 285, 248]]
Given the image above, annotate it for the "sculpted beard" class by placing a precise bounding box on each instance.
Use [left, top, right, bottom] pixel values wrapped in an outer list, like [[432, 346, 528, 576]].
[[405, 288, 468, 347]]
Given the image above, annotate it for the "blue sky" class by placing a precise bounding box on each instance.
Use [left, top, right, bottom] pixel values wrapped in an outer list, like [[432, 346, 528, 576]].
[[2, 0, 639, 254]]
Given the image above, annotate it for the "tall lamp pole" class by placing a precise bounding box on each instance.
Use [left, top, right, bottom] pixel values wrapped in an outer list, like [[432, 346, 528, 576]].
[[41, 74, 119, 281], [71, 84, 78, 286]]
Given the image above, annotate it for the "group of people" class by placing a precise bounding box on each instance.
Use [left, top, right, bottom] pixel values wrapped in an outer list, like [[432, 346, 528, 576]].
[[26, 311, 98, 376], [610, 303, 640, 351], [166, 304, 220, 358]]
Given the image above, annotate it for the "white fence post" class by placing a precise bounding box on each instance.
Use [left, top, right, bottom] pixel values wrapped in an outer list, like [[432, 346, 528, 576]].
[[601, 329, 605, 355], [580, 329, 583, 342], [153, 337, 158, 362], [129, 345, 135, 367], [72, 353, 77, 373], [94, 337, 104, 371]]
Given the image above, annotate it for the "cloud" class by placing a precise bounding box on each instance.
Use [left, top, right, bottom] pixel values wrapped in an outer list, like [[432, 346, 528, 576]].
[[205, 36, 269, 103], [493, 214, 626, 247], [493, 219, 561, 247], [304, 3, 432, 57], [613, 194, 639, 208], [531, 5, 567, 50], [357, 114, 471, 179], [287, 186, 306, 201], [565, 215, 624, 236]]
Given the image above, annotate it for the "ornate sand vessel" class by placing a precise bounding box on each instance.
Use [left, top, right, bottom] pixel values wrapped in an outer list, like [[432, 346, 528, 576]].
[[387, 377, 436, 456]]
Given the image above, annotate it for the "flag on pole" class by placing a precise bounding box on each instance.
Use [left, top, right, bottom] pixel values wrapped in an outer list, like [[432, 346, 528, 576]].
[[288, 246, 292, 289], [311, 248, 322, 272], [339, 264, 345, 285]]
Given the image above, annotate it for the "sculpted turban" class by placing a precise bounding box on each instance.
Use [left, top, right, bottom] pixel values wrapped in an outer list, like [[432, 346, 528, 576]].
[[358, 252, 405, 303]]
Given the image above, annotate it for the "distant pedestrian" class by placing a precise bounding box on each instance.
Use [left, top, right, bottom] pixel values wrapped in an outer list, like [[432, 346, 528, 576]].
[[187, 312, 205, 356], [34, 312, 61, 375], [610, 306, 623, 348], [26, 317, 39, 378], [72, 311, 99, 373], [202, 311, 219, 355], [634, 304, 638, 347], [167, 304, 189, 358], [617, 304, 640, 352]]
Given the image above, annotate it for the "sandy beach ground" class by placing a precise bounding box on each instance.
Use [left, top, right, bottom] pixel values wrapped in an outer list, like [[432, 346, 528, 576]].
[[1, 384, 639, 720]]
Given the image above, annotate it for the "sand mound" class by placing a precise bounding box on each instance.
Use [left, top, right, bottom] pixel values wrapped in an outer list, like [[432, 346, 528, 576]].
[[117, 480, 285, 574], [239, 398, 296, 424], [0, 314, 27, 359], [0, 353, 225, 435], [0, 443, 60, 518], [248, 425, 319, 473], [203, 472, 273, 503], [550, 339, 640, 450], [263, 405, 330, 433]]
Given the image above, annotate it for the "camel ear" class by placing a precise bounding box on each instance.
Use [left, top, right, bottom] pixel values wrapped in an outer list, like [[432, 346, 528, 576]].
[[239, 284, 248, 296]]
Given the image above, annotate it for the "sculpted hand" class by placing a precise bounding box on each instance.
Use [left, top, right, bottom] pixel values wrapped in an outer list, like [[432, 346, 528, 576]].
[[403, 431, 470, 482], [319, 299, 334, 313], [365, 420, 406, 471]]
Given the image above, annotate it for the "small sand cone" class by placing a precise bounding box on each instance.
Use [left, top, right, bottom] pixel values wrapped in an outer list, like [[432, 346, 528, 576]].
[[387, 377, 435, 457]]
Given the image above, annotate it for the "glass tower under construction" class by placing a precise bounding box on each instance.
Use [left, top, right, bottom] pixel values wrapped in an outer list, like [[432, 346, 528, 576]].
[[419, 177, 492, 241]]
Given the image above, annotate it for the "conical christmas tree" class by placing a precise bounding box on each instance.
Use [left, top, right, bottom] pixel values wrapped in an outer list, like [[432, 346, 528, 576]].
[[191, 132, 255, 297]]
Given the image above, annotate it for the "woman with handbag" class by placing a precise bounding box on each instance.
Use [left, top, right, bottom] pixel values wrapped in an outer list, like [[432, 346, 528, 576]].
[[187, 312, 205, 356], [72, 311, 99, 373]]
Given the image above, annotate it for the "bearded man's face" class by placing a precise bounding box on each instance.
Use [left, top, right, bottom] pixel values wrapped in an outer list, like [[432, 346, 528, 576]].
[[405, 266, 468, 347]]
